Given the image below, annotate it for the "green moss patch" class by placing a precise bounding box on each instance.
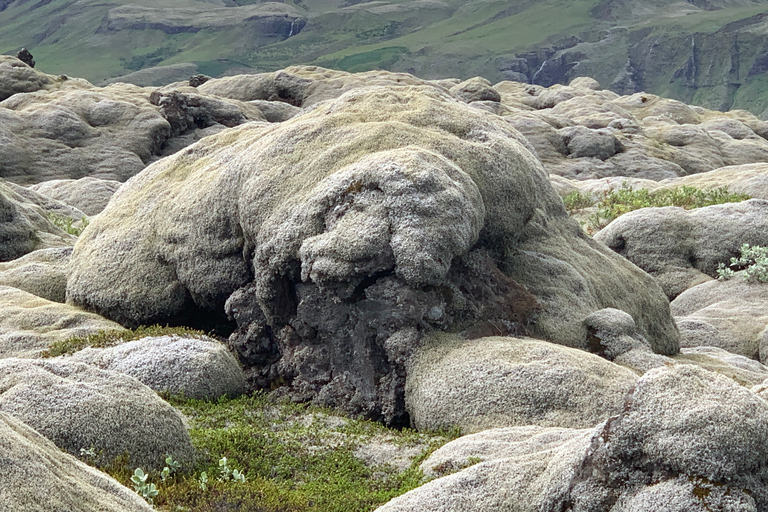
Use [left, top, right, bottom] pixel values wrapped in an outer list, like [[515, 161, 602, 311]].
[[41, 324, 208, 358], [93, 393, 455, 511]]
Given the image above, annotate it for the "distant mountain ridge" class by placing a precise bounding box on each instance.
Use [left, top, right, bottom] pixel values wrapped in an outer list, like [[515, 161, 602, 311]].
[[4, 0, 768, 116]]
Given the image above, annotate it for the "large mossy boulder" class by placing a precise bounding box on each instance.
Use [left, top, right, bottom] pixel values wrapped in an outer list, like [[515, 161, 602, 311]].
[[0, 358, 195, 469], [377, 365, 768, 511], [67, 84, 678, 424], [595, 199, 768, 299], [406, 334, 638, 433], [0, 411, 154, 512], [0, 285, 124, 358]]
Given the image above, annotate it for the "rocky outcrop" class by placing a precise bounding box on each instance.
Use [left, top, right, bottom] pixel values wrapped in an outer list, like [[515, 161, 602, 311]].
[[0, 358, 195, 469], [101, 3, 304, 40], [66, 83, 678, 425], [594, 199, 768, 299], [0, 411, 154, 512], [67, 335, 246, 400], [377, 365, 768, 511]]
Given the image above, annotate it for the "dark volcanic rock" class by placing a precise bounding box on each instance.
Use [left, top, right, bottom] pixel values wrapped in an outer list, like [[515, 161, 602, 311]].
[[16, 48, 34, 68]]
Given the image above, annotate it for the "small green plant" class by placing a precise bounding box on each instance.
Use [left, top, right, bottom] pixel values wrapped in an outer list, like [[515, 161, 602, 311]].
[[571, 184, 750, 233], [717, 243, 768, 283], [47, 212, 89, 236], [131, 468, 159, 505], [79, 445, 97, 464], [218, 456, 247, 483], [562, 190, 595, 212], [160, 455, 181, 482], [198, 471, 209, 491]]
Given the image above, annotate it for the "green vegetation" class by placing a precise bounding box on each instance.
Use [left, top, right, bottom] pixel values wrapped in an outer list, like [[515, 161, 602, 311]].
[[5, 0, 768, 114], [717, 243, 768, 283], [563, 185, 750, 233], [41, 324, 208, 357], [336, 47, 408, 73], [87, 393, 455, 512], [122, 44, 182, 71], [131, 468, 160, 505], [47, 212, 89, 236]]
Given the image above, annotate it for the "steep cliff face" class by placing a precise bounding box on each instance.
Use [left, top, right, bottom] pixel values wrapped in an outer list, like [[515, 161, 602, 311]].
[[508, 10, 768, 116]]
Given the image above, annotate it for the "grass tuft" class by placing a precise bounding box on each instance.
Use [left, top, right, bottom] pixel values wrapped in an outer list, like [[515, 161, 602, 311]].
[[41, 324, 209, 358]]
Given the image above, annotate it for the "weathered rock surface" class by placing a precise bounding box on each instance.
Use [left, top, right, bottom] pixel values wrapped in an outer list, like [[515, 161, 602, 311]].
[[0, 54, 50, 102], [406, 334, 638, 433], [0, 358, 195, 469], [671, 272, 768, 362], [594, 199, 768, 299], [0, 411, 154, 512], [29, 176, 122, 216], [494, 81, 768, 181], [675, 346, 768, 387], [66, 84, 677, 424], [0, 179, 77, 261], [0, 247, 70, 302], [67, 335, 246, 400], [0, 56, 272, 184], [0, 285, 123, 358], [377, 365, 768, 511]]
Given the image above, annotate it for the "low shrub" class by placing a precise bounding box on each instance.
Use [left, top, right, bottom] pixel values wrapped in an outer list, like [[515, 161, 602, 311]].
[[717, 243, 768, 283]]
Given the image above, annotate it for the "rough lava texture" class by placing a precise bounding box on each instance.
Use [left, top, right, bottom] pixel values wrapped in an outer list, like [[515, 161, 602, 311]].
[[594, 199, 768, 299], [67, 84, 678, 424], [406, 334, 638, 433], [0, 285, 124, 359], [0, 411, 154, 512], [0, 56, 272, 184], [0, 358, 195, 469], [67, 335, 246, 400], [377, 365, 768, 511]]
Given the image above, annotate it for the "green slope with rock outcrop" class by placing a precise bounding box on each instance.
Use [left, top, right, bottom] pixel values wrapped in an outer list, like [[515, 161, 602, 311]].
[[4, 0, 768, 114]]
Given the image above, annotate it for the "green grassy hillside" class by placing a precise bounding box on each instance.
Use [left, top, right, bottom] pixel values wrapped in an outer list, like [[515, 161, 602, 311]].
[[4, 0, 768, 115]]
